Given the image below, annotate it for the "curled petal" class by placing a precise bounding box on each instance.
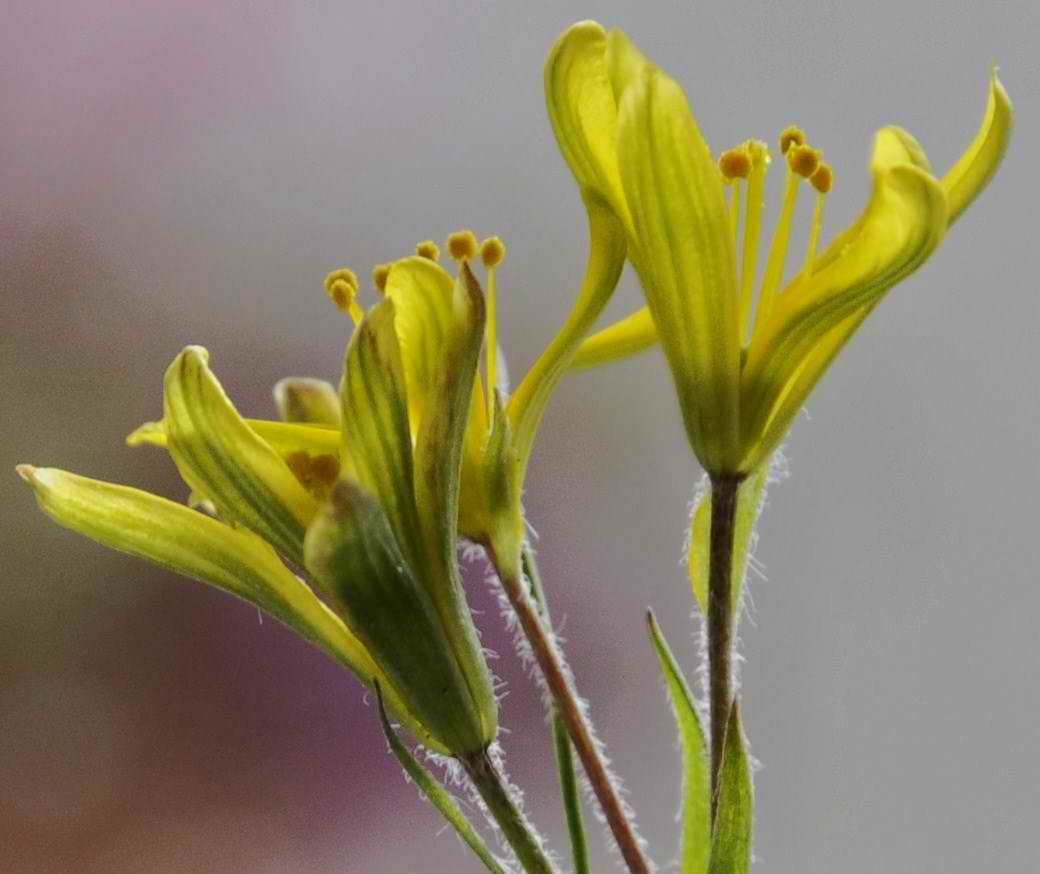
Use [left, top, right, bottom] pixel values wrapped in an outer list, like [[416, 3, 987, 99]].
[[942, 71, 1013, 226], [163, 347, 318, 566], [545, 20, 630, 223], [741, 131, 948, 471], [569, 306, 657, 371]]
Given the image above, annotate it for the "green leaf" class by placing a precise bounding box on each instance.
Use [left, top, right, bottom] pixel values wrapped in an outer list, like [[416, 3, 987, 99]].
[[689, 464, 769, 617], [647, 610, 710, 874], [709, 703, 754, 874], [375, 685, 509, 874], [304, 479, 493, 756]]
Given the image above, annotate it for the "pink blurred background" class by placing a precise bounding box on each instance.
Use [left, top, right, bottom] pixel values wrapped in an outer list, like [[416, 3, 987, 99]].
[[3, 2, 1038, 872]]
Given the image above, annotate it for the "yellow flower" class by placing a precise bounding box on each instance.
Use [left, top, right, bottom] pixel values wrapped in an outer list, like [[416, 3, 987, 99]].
[[550, 21, 1013, 476], [19, 284, 500, 755]]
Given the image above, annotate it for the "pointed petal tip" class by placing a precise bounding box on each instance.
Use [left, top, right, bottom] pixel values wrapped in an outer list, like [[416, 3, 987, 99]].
[[15, 464, 37, 485]]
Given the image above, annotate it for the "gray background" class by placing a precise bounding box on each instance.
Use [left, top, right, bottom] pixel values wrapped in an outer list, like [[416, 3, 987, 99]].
[[2, 1, 1037, 872]]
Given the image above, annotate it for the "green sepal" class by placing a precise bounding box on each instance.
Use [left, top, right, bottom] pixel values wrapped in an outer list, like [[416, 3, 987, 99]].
[[375, 685, 509, 874], [689, 464, 769, 618], [338, 301, 423, 567], [709, 703, 754, 874], [16, 465, 436, 749], [647, 610, 710, 874], [162, 346, 318, 567], [273, 377, 342, 427], [304, 479, 492, 755]]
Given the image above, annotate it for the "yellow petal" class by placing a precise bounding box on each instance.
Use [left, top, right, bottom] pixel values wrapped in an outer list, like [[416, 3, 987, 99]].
[[569, 306, 657, 371], [273, 377, 342, 427], [17, 465, 438, 749], [942, 71, 1013, 226], [129, 418, 340, 457], [604, 28, 650, 103], [616, 66, 741, 473], [741, 130, 948, 471], [384, 256, 457, 429], [507, 196, 626, 481], [544, 20, 630, 222], [163, 347, 318, 566], [339, 300, 422, 566]]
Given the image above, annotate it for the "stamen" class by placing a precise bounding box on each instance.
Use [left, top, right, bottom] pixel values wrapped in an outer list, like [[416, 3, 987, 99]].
[[480, 236, 506, 417], [719, 147, 752, 180], [798, 162, 833, 291], [728, 180, 742, 254], [324, 268, 364, 325], [416, 240, 441, 261], [447, 230, 478, 262], [739, 140, 770, 343], [480, 236, 506, 269], [788, 143, 822, 179], [754, 144, 815, 335], [372, 263, 391, 295], [779, 125, 806, 155]]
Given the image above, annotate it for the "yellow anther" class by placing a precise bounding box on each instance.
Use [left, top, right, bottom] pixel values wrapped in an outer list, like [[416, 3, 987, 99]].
[[746, 139, 771, 167], [779, 125, 806, 155], [810, 162, 833, 194], [788, 144, 822, 179], [416, 240, 441, 261], [372, 263, 391, 294], [323, 268, 363, 324], [285, 451, 341, 502], [324, 268, 358, 298], [480, 236, 506, 269], [447, 230, 478, 262], [719, 147, 752, 180]]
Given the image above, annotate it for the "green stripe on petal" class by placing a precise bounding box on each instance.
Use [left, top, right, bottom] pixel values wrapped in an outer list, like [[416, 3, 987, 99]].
[[384, 256, 457, 430], [942, 71, 1013, 226], [616, 66, 741, 474], [411, 263, 498, 747], [647, 611, 711, 874], [339, 301, 424, 568], [16, 465, 436, 750], [129, 418, 341, 458], [305, 480, 493, 755], [163, 347, 318, 567], [740, 133, 948, 472]]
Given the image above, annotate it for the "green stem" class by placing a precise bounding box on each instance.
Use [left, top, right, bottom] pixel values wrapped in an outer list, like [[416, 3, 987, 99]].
[[459, 749, 559, 874], [489, 544, 652, 874], [522, 546, 591, 874], [707, 474, 742, 819]]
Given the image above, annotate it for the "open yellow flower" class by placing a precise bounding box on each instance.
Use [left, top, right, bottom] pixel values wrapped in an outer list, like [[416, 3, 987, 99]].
[[552, 21, 1013, 476]]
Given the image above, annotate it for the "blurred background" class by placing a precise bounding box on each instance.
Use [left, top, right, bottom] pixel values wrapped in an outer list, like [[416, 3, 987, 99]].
[[3, 1, 1038, 871]]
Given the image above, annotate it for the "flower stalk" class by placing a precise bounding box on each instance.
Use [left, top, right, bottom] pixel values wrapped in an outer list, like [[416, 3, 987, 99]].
[[489, 546, 652, 874], [706, 474, 743, 818], [459, 749, 558, 874]]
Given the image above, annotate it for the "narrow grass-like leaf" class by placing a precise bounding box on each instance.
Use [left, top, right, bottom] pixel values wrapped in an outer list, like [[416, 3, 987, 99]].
[[709, 703, 753, 874], [375, 686, 508, 874], [647, 610, 710, 874], [689, 464, 768, 617]]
